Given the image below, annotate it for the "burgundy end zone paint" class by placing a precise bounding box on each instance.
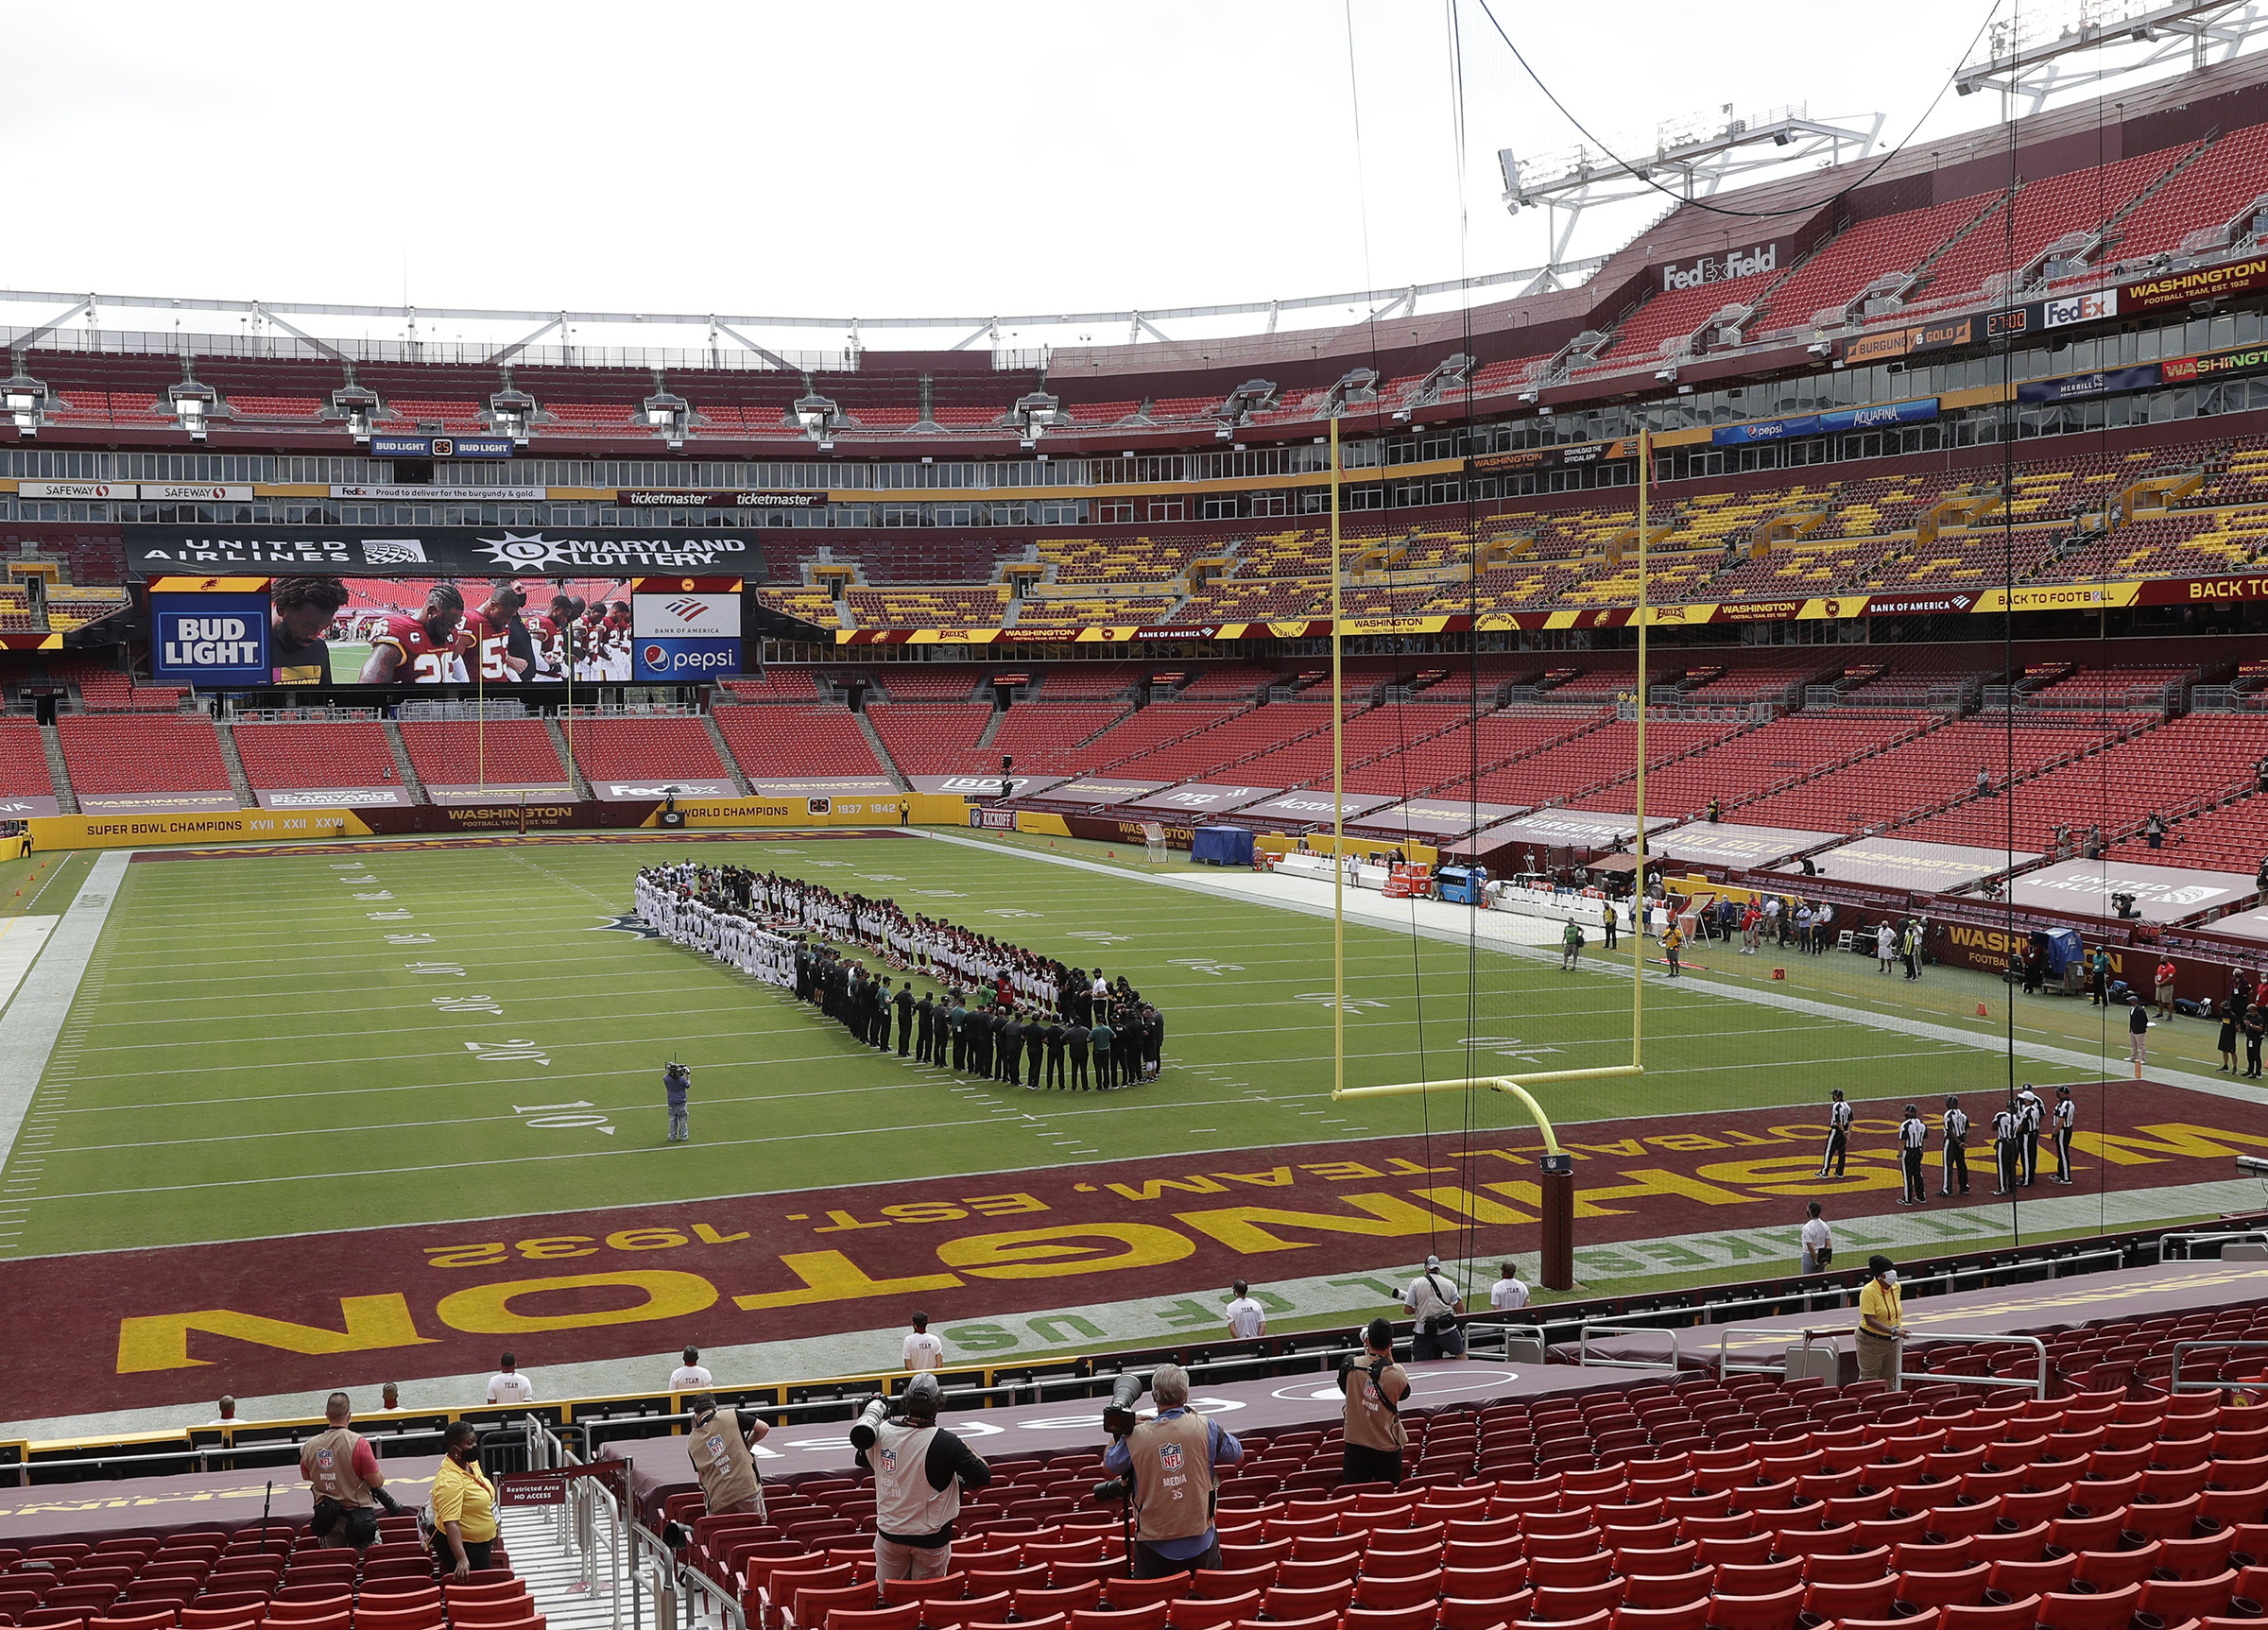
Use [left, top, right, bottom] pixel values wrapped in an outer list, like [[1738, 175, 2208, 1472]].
[[8, 1084, 2265, 1421]]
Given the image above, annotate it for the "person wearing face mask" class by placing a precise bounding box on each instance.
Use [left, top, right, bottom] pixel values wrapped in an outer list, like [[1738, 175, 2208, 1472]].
[[430, 1421, 498, 1581], [1856, 1254, 1903, 1382]]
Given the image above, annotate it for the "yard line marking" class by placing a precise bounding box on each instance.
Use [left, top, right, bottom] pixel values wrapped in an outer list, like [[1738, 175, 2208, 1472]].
[[0, 852, 128, 1170]]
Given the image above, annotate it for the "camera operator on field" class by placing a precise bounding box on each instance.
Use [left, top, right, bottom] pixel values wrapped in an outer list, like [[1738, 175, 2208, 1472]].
[[1100, 1364, 1244, 1578], [851, 1372, 991, 1581], [686, 1392, 769, 1518]]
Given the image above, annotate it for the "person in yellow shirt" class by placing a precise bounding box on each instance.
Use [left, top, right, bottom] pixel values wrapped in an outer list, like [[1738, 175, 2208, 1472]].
[[430, 1421, 499, 1580], [1856, 1253, 1902, 1382], [1663, 921, 1684, 978]]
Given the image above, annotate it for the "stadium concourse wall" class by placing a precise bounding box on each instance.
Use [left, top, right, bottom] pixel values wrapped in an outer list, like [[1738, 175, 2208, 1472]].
[[20, 792, 971, 849]]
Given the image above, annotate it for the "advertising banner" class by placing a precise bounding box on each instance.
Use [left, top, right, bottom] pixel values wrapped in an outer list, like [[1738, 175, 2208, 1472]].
[[2121, 256, 2268, 313], [77, 792, 243, 815], [330, 485, 549, 502], [1023, 778, 1170, 809], [422, 784, 577, 806], [2003, 858, 2259, 924], [1710, 398, 1938, 448], [149, 592, 270, 685], [125, 525, 756, 577], [2016, 364, 2160, 404], [1229, 789, 1400, 829], [1350, 796, 1530, 841], [1794, 835, 2035, 893], [1469, 439, 1635, 477], [1648, 822, 1841, 870], [18, 482, 254, 502], [1849, 317, 1971, 355], [369, 435, 514, 460], [906, 773, 1068, 799], [744, 775, 902, 798], [615, 489, 829, 509], [251, 787, 413, 810], [631, 589, 743, 680], [1123, 782, 1281, 816], [2160, 341, 2268, 385], [590, 779, 740, 802]]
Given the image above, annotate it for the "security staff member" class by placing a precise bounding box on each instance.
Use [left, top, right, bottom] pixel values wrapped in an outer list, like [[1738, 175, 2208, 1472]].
[[1000, 1011, 1025, 1086], [855, 1372, 992, 1582], [1818, 1089, 1853, 1178], [1065, 1021, 1091, 1090], [894, 983, 916, 1058], [1340, 1316, 1411, 1487], [2016, 1084, 2044, 1186], [1940, 1096, 1970, 1197], [2053, 1085, 2077, 1184], [1856, 1255, 1902, 1382], [1042, 1018, 1068, 1090], [1102, 1364, 1244, 1579], [686, 1392, 769, 1518], [1992, 1101, 2021, 1194], [1897, 1105, 1927, 1204], [299, 1391, 396, 1552]]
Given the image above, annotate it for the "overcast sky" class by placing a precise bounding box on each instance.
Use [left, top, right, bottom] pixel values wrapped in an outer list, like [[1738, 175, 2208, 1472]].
[[1, 0, 2243, 350]]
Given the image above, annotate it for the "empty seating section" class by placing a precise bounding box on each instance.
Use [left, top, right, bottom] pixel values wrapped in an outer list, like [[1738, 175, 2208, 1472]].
[[1595, 271, 1780, 364], [1752, 194, 2000, 334], [864, 704, 995, 776], [1228, 704, 1469, 793], [232, 722, 402, 789], [2105, 123, 2268, 264], [871, 668, 987, 702], [1032, 668, 1140, 700], [396, 721, 568, 788], [0, 1507, 524, 1630], [564, 717, 732, 783], [1736, 718, 2125, 834], [1175, 665, 1283, 701], [57, 716, 232, 797], [2022, 666, 2194, 711], [2129, 790, 2268, 870], [719, 671, 830, 703], [847, 588, 1010, 628], [1899, 714, 2268, 850], [1082, 705, 1264, 780], [713, 707, 890, 780], [0, 722, 53, 797], [986, 705, 1136, 775], [1913, 146, 2182, 308], [52, 661, 182, 712], [1468, 720, 1745, 806], [1579, 713, 1940, 819]]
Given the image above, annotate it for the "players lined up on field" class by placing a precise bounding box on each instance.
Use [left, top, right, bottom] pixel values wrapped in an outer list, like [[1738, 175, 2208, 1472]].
[[633, 861, 1167, 1090], [273, 576, 640, 686], [1820, 1084, 2079, 1204]]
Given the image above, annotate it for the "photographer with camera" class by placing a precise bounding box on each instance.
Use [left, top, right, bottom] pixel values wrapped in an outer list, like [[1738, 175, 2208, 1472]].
[[686, 1393, 769, 1518], [1403, 1255, 1466, 1360], [1099, 1364, 1243, 1578], [850, 1373, 991, 1581], [1340, 1317, 1411, 1486], [299, 1391, 403, 1552]]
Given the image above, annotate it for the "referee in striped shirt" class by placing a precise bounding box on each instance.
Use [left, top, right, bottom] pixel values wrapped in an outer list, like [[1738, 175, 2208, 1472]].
[[1940, 1096, 1970, 1197], [1897, 1105, 1928, 1204]]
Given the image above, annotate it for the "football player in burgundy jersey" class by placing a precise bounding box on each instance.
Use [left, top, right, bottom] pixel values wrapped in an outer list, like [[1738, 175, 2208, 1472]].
[[530, 593, 581, 681], [359, 582, 473, 683], [464, 582, 530, 683]]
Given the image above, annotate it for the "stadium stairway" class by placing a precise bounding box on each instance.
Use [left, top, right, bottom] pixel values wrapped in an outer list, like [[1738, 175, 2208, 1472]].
[[857, 709, 911, 788], [381, 719, 428, 802], [213, 724, 256, 808], [544, 719, 593, 800], [37, 722, 76, 813], [498, 1501, 619, 1630], [702, 713, 753, 794]]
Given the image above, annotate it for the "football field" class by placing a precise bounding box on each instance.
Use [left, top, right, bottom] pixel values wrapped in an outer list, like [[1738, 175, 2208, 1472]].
[[9, 826, 2268, 1435], [0, 828, 2056, 1259]]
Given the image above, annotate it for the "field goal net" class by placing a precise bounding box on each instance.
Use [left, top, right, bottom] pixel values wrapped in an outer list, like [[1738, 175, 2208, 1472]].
[[1140, 821, 1168, 863]]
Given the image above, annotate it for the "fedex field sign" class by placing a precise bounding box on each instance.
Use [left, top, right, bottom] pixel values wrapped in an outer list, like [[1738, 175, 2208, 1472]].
[[151, 592, 270, 685]]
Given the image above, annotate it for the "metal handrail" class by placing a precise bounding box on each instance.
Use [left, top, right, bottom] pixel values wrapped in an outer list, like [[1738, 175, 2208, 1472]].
[[1578, 1323, 1681, 1373], [1716, 1326, 1845, 1381], [2159, 1229, 2268, 1261], [1898, 1331, 2051, 1398], [2171, 1338, 2268, 1394]]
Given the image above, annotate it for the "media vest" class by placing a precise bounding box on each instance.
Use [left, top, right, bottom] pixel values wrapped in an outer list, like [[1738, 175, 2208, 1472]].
[[1342, 1360, 1411, 1452], [687, 1408, 764, 1514], [1126, 1413, 1215, 1545], [301, 1426, 375, 1509], [870, 1418, 959, 1541]]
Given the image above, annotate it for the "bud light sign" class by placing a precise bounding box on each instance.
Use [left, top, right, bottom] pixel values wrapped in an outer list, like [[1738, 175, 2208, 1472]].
[[151, 592, 271, 685]]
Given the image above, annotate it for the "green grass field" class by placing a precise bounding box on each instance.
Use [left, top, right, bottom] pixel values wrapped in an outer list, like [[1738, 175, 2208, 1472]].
[[0, 827, 2128, 1263]]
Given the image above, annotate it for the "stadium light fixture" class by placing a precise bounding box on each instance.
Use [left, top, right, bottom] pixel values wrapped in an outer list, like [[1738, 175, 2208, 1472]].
[[490, 386, 537, 444], [1519, 390, 1540, 404], [1808, 341, 1834, 357], [3, 369, 46, 438], [169, 379, 218, 442], [1655, 367, 1678, 384]]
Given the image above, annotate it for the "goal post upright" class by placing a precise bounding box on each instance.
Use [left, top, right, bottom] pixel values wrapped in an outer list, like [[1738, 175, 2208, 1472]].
[[1633, 426, 1648, 1072], [1331, 413, 1345, 1107]]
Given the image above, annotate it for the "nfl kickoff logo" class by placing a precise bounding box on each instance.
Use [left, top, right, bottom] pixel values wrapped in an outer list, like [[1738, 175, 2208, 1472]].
[[1158, 1444, 1184, 1470]]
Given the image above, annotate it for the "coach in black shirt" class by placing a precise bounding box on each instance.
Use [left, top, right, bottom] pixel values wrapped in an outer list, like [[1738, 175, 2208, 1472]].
[[1065, 1021, 1090, 1090], [1042, 1020, 1068, 1089], [894, 983, 915, 1056], [1001, 1013, 1025, 1085], [913, 993, 935, 1064]]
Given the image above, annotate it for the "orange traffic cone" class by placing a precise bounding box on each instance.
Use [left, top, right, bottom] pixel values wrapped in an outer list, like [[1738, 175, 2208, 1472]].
[[1977, 1003, 1988, 1018]]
